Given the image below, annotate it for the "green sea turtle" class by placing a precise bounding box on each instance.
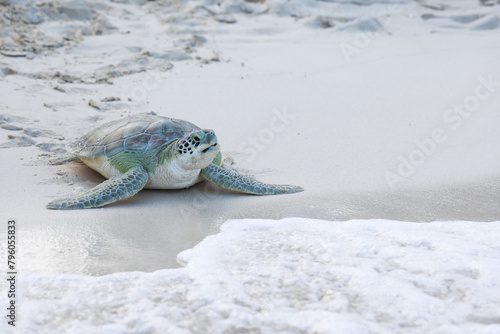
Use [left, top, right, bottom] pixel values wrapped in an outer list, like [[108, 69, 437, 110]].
[[47, 113, 303, 209]]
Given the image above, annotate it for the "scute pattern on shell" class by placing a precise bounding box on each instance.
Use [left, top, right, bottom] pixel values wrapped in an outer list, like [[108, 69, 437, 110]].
[[66, 114, 201, 158]]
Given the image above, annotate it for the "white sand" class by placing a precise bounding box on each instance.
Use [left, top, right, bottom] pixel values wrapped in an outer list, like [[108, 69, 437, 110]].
[[0, 0, 500, 331]]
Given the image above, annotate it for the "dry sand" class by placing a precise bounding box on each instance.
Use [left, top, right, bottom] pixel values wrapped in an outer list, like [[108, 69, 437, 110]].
[[1, 0, 499, 275]]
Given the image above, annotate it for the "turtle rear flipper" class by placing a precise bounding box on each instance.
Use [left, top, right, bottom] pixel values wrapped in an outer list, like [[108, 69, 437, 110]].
[[201, 164, 303, 195], [47, 166, 148, 209], [49, 153, 81, 165]]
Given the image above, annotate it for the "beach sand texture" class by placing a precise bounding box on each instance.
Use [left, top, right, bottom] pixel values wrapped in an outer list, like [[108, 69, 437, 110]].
[[0, 0, 500, 331]]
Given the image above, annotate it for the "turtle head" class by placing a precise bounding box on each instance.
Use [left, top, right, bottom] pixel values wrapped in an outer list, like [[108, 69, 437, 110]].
[[176, 129, 220, 169]]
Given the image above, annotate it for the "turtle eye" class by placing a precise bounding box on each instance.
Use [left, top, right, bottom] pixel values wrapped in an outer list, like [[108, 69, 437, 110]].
[[192, 133, 204, 142]]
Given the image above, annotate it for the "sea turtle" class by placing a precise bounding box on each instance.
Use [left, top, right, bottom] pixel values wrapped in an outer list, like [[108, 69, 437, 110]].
[[47, 113, 303, 209]]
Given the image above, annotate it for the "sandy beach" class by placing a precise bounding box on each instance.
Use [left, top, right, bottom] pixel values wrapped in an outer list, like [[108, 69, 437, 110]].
[[1, 0, 500, 332]]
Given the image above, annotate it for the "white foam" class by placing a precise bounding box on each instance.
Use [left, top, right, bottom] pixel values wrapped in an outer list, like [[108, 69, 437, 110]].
[[3, 218, 500, 333]]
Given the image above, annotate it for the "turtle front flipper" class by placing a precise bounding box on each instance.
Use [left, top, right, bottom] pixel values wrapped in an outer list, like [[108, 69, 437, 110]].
[[47, 166, 149, 209], [201, 164, 303, 195]]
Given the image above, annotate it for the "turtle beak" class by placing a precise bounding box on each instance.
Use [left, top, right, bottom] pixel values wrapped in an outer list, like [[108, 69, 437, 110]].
[[199, 130, 219, 154], [202, 144, 218, 153]]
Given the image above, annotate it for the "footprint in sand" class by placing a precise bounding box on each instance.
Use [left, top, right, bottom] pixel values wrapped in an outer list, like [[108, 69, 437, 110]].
[[35, 142, 66, 153], [23, 127, 57, 138], [422, 12, 500, 31], [468, 14, 500, 30], [0, 114, 27, 137], [0, 114, 29, 125], [0, 135, 36, 148], [0, 113, 63, 150], [1, 124, 23, 131]]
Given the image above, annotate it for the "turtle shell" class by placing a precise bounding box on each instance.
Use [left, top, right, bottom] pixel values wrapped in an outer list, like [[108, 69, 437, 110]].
[[67, 114, 201, 158]]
